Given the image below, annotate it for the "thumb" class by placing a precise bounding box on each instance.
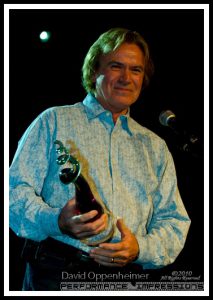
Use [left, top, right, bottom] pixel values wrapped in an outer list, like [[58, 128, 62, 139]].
[[63, 197, 77, 214], [66, 197, 76, 208], [116, 217, 129, 239]]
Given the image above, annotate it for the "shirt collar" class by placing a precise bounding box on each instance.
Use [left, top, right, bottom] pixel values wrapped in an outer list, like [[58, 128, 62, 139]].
[[83, 93, 106, 119], [83, 93, 132, 136]]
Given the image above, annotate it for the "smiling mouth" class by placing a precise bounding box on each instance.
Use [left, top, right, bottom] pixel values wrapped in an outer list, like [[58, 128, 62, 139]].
[[114, 87, 132, 92]]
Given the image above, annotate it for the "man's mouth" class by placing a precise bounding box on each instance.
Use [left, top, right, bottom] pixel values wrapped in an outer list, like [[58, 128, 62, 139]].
[[114, 87, 132, 92]]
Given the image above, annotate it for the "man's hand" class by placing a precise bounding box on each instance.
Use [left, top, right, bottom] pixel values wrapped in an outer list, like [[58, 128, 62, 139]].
[[58, 197, 108, 239], [89, 218, 139, 267]]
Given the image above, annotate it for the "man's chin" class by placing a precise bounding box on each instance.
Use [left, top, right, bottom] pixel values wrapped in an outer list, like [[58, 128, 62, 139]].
[[112, 95, 137, 108]]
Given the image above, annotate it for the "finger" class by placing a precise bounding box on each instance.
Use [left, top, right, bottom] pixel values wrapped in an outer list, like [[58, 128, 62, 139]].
[[70, 210, 98, 224], [65, 212, 107, 238], [98, 241, 124, 251], [75, 230, 97, 239], [83, 213, 107, 229], [116, 218, 130, 238], [71, 215, 107, 237], [90, 247, 126, 260], [71, 214, 83, 222], [91, 254, 125, 267], [66, 197, 77, 209], [79, 210, 99, 223], [74, 223, 106, 238], [74, 214, 107, 234], [81, 220, 107, 236], [67, 197, 76, 204]]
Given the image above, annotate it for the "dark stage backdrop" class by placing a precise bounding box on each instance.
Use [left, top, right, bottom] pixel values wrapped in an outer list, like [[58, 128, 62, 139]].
[[9, 9, 204, 291]]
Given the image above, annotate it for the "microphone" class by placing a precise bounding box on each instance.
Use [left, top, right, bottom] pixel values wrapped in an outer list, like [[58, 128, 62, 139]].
[[159, 110, 201, 157], [159, 110, 180, 134]]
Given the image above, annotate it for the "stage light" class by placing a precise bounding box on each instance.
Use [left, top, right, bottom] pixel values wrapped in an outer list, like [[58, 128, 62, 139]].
[[39, 31, 51, 42]]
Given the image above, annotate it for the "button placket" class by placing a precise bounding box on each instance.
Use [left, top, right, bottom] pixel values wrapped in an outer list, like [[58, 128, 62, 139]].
[[109, 121, 121, 215]]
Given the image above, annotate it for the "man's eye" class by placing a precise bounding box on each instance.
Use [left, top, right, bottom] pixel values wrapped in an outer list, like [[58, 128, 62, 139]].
[[132, 68, 142, 73], [110, 64, 121, 69]]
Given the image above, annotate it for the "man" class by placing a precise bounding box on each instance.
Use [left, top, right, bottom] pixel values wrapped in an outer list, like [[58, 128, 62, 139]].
[[10, 28, 191, 291]]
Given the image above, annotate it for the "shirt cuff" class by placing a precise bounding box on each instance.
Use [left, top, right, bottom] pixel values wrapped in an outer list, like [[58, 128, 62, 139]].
[[134, 236, 166, 269]]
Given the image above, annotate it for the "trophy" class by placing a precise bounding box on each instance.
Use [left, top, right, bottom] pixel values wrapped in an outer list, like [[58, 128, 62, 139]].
[[54, 140, 115, 246], [54, 140, 104, 221]]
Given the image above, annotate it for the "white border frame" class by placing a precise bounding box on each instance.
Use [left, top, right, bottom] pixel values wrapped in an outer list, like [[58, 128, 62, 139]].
[[4, 3, 209, 296]]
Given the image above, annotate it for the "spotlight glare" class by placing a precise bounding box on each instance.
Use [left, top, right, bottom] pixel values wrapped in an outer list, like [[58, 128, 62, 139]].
[[39, 31, 51, 42]]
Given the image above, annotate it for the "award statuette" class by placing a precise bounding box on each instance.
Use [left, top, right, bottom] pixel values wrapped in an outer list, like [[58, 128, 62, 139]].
[[54, 140, 115, 245], [54, 140, 103, 220]]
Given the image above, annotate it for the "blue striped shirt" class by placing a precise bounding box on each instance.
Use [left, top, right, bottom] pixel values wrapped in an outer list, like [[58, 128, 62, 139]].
[[9, 93, 190, 269]]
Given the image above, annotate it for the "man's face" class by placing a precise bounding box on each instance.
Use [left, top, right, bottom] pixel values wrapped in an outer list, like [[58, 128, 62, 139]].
[[94, 43, 145, 114]]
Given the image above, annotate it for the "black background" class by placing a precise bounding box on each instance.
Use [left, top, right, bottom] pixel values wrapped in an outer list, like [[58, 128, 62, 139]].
[[9, 8, 204, 290]]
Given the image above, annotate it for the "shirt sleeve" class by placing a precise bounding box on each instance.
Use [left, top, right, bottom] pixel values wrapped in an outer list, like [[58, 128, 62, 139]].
[[9, 109, 63, 241], [135, 143, 191, 269]]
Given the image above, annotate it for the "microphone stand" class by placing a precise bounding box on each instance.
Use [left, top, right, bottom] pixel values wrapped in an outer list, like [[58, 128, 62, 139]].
[[159, 111, 203, 159]]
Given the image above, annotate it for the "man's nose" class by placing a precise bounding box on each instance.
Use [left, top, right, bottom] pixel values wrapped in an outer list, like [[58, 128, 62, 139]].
[[119, 68, 131, 83]]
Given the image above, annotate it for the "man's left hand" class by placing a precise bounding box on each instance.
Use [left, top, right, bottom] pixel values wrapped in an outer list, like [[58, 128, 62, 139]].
[[89, 218, 139, 267]]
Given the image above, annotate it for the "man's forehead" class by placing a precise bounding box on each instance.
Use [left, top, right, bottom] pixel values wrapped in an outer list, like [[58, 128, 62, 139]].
[[101, 44, 145, 65]]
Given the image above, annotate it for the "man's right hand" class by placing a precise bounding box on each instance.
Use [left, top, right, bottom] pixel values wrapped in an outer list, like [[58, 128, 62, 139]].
[[58, 197, 108, 239]]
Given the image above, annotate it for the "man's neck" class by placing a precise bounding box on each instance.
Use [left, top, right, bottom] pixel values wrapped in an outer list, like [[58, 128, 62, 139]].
[[111, 110, 128, 123], [95, 96, 128, 124]]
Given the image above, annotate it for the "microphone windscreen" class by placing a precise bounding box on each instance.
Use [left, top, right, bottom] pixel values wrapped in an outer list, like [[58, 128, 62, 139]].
[[159, 110, 176, 126]]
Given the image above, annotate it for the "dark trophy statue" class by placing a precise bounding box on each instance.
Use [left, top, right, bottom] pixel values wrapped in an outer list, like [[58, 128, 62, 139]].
[[54, 140, 103, 221]]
